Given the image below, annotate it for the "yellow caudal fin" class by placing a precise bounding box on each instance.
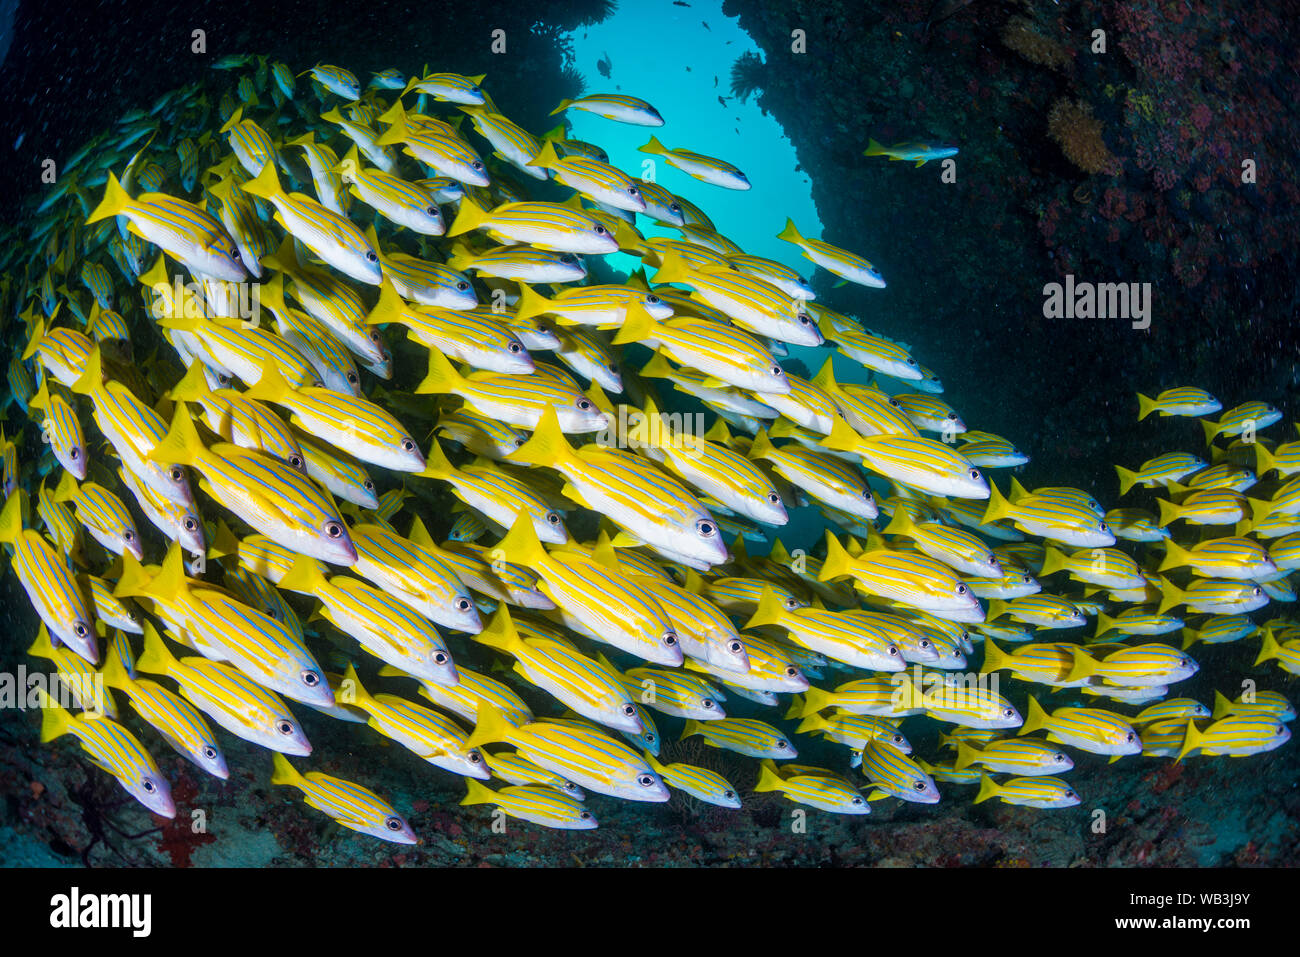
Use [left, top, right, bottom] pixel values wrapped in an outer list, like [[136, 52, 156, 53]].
[[1253, 628, 1281, 666], [638, 135, 668, 156], [794, 712, 828, 735], [86, 172, 133, 225], [364, 278, 408, 327], [1136, 392, 1157, 420], [1063, 646, 1098, 683], [527, 138, 561, 171], [1156, 497, 1181, 528], [241, 358, 295, 406], [981, 481, 1014, 525], [680, 719, 704, 741], [508, 406, 579, 472], [776, 218, 803, 245], [954, 741, 983, 770], [1175, 719, 1205, 762], [639, 351, 675, 380], [459, 777, 498, 807], [548, 98, 574, 117], [1115, 464, 1139, 497], [1039, 546, 1068, 577], [1211, 689, 1234, 721], [986, 599, 1007, 622], [746, 428, 778, 463], [753, 760, 787, 794], [797, 686, 833, 717], [218, 105, 244, 134], [973, 773, 1001, 804], [100, 634, 136, 693], [278, 554, 330, 595], [446, 196, 491, 238], [1254, 441, 1276, 477], [36, 687, 76, 743], [611, 302, 658, 346], [980, 638, 1010, 674], [822, 416, 864, 455], [270, 752, 305, 788], [1157, 538, 1192, 573], [493, 512, 549, 570], [168, 359, 216, 404], [240, 159, 286, 203], [414, 345, 467, 396], [416, 437, 459, 482], [641, 749, 668, 776], [864, 138, 886, 157], [882, 506, 917, 539], [472, 605, 526, 657], [742, 587, 787, 631], [136, 620, 180, 678], [141, 541, 192, 603], [512, 282, 555, 323], [1018, 694, 1049, 737], [1094, 611, 1116, 638], [27, 624, 57, 660], [648, 249, 695, 287], [0, 490, 27, 545], [464, 701, 516, 751], [818, 531, 854, 583], [69, 342, 105, 398], [339, 662, 378, 711], [147, 404, 205, 468]]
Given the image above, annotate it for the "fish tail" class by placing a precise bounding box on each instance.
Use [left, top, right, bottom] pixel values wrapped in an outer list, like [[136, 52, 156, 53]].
[[746, 428, 778, 463], [472, 605, 525, 657], [512, 282, 554, 322], [680, 719, 703, 741], [954, 741, 981, 770], [1254, 442, 1276, 476], [20, 314, 45, 361], [36, 687, 76, 743], [417, 438, 458, 481], [460, 778, 496, 806], [641, 749, 667, 776], [447, 196, 490, 238], [1156, 538, 1191, 573], [147, 405, 203, 467], [86, 172, 132, 225], [1019, 694, 1048, 737], [649, 249, 693, 286], [610, 302, 657, 345], [278, 554, 330, 595], [980, 638, 1008, 674], [136, 621, 179, 678], [340, 662, 377, 710], [548, 99, 574, 117], [819, 531, 854, 584], [1175, 719, 1205, 762], [100, 636, 135, 692], [973, 773, 1000, 804], [540, 123, 567, 141], [508, 406, 577, 472], [217, 105, 243, 134], [794, 712, 827, 735], [241, 359, 293, 405], [240, 160, 284, 202], [1136, 392, 1156, 420], [1064, 646, 1098, 683], [270, 752, 304, 787], [882, 506, 916, 538], [864, 138, 886, 157], [528, 139, 560, 170], [27, 624, 56, 660], [742, 586, 785, 631], [980, 481, 1013, 525], [775, 218, 802, 244], [798, 686, 832, 717], [1039, 545, 1067, 577], [1200, 418, 1220, 447], [415, 346, 466, 397], [1211, 689, 1234, 720], [1114, 464, 1139, 497], [638, 135, 667, 155], [1156, 497, 1180, 528], [753, 760, 786, 794], [1254, 627, 1281, 665], [464, 701, 514, 751], [0, 490, 24, 544]]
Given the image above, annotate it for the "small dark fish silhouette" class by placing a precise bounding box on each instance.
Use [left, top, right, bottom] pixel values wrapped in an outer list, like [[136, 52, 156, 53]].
[[702, 20, 710, 31], [673, 0, 689, 5], [596, 52, 612, 78], [717, 96, 729, 107], [713, 75, 718, 87], [685, 65, 692, 72]]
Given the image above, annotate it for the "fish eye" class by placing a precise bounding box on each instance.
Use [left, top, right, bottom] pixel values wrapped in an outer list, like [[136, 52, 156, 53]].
[[434, 651, 449, 664], [576, 399, 593, 412], [579, 810, 592, 819], [776, 739, 788, 749], [69, 448, 79, 459], [124, 530, 134, 541], [669, 203, 682, 213], [702, 698, 715, 709], [622, 704, 636, 717], [728, 640, 743, 653], [143, 780, 156, 793], [368, 330, 383, 344], [1125, 732, 1136, 743], [646, 295, 661, 305], [365, 250, 378, 263], [1252, 587, 1262, 596], [472, 161, 484, 170], [888, 645, 899, 656], [663, 632, 678, 646], [770, 365, 782, 376], [469, 750, 483, 762], [276, 720, 295, 735], [636, 774, 655, 787], [907, 358, 917, 366], [347, 371, 359, 384], [546, 512, 560, 525], [183, 517, 198, 531], [797, 313, 811, 325], [919, 639, 931, 650], [508, 342, 522, 354], [289, 455, 304, 469], [1054, 753, 1065, 762], [1099, 522, 1110, 532], [968, 468, 981, 481], [1003, 708, 1015, 718], [696, 520, 715, 537], [203, 746, 217, 759], [912, 780, 926, 791], [325, 522, 344, 538], [301, 670, 321, 686], [456, 598, 473, 611], [169, 466, 185, 482], [425, 206, 438, 216], [74, 622, 89, 638], [956, 583, 968, 595], [1023, 574, 1032, 583], [385, 817, 403, 831], [784, 598, 799, 610], [785, 667, 798, 678], [401, 439, 416, 452]]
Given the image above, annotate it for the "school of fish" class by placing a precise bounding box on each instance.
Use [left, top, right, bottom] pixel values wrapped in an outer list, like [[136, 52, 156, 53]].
[[1, 55, 1295, 844]]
